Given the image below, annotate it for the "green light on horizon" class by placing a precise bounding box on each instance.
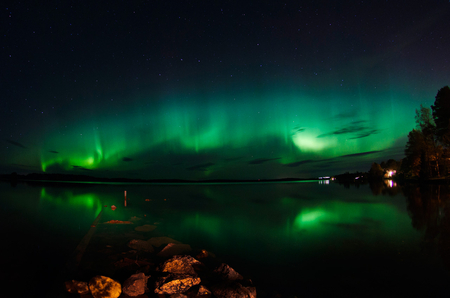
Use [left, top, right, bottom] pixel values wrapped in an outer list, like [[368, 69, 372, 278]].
[[12, 87, 416, 178]]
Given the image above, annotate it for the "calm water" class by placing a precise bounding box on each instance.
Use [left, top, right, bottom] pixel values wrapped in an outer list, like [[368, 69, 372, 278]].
[[1, 180, 450, 297]]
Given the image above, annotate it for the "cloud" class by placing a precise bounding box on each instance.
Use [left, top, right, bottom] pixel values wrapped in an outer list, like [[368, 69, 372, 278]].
[[48, 150, 59, 154], [248, 158, 281, 165], [291, 125, 305, 135], [122, 157, 133, 162], [317, 120, 379, 139], [186, 162, 215, 171], [339, 150, 383, 158], [284, 159, 314, 167], [348, 129, 379, 139], [6, 140, 27, 149], [72, 165, 93, 171]]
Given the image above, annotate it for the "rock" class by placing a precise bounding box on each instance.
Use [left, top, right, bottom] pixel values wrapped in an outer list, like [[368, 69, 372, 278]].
[[147, 236, 181, 247], [155, 274, 201, 295], [196, 249, 209, 259], [170, 294, 188, 298], [157, 243, 192, 257], [161, 255, 201, 275], [198, 285, 211, 295], [123, 273, 150, 296], [89, 275, 122, 298], [105, 220, 133, 224], [128, 239, 154, 253], [212, 281, 256, 298], [214, 263, 243, 281], [135, 224, 157, 232], [64, 280, 89, 294]]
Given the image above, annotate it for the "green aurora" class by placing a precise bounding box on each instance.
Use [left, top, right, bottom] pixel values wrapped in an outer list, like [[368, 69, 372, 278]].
[[7, 86, 431, 179]]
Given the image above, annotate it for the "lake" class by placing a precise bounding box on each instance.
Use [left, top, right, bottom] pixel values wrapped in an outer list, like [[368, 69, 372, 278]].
[[1, 180, 450, 297]]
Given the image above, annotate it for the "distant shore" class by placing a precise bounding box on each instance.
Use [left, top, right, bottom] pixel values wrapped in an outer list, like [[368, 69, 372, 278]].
[[0, 172, 321, 185]]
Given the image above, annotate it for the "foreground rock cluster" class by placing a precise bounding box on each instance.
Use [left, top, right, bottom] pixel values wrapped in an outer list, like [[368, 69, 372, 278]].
[[65, 222, 256, 298], [66, 254, 255, 298]]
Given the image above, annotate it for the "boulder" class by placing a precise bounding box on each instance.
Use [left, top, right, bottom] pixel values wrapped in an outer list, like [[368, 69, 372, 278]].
[[196, 249, 209, 259], [157, 243, 192, 258], [64, 280, 89, 294], [214, 263, 243, 281], [89, 276, 122, 298], [122, 273, 150, 296], [160, 255, 201, 275], [135, 224, 157, 232], [105, 220, 133, 224], [148, 236, 181, 247], [211, 281, 256, 298], [128, 239, 154, 253], [198, 285, 211, 295], [155, 274, 201, 295], [170, 294, 188, 298]]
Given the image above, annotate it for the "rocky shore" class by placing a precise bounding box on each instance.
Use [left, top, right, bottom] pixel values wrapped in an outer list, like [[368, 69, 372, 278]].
[[63, 214, 256, 298]]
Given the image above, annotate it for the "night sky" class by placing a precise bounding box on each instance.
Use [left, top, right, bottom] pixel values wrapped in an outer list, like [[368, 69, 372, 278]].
[[2, 1, 450, 180]]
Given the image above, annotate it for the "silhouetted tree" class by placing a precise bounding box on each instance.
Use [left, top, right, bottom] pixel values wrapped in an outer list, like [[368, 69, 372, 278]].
[[403, 106, 443, 178], [368, 162, 384, 179], [431, 86, 450, 176], [432, 86, 450, 143]]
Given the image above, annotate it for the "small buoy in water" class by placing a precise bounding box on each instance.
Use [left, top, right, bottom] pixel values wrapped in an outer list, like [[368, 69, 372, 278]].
[[144, 214, 146, 217], [104, 205, 107, 207], [111, 205, 117, 210]]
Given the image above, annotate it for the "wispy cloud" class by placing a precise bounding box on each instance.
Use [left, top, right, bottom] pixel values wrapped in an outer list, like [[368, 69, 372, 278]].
[[186, 162, 215, 171], [72, 165, 93, 171], [339, 150, 382, 158], [317, 120, 379, 139], [284, 159, 314, 167], [248, 158, 280, 165], [6, 140, 26, 149]]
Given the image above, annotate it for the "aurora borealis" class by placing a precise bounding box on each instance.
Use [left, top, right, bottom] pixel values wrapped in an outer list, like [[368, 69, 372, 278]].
[[2, 1, 450, 179]]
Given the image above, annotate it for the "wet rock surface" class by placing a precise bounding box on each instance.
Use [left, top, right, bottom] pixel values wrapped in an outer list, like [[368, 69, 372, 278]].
[[122, 273, 149, 296], [127, 239, 154, 253], [214, 263, 244, 281], [134, 225, 157, 232], [157, 243, 192, 257], [89, 275, 122, 298], [64, 280, 89, 294], [160, 255, 201, 275], [65, 214, 257, 298], [212, 281, 257, 298], [154, 274, 201, 294], [147, 236, 181, 247]]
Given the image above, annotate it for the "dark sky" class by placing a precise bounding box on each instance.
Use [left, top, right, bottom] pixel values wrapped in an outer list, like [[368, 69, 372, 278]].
[[2, 1, 450, 179]]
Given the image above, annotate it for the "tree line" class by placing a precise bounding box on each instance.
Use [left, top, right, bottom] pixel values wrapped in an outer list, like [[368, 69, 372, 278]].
[[368, 86, 450, 180]]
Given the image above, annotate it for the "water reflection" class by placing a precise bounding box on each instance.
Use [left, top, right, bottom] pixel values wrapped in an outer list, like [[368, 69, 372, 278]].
[[40, 188, 103, 215], [39, 188, 103, 230], [151, 182, 413, 270], [404, 184, 450, 270], [3, 181, 450, 296]]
